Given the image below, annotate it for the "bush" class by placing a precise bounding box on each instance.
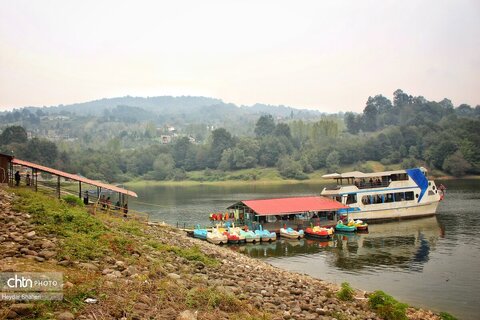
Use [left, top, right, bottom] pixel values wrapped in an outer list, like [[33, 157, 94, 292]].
[[62, 195, 84, 207], [337, 282, 355, 301], [368, 291, 408, 320], [277, 156, 309, 180]]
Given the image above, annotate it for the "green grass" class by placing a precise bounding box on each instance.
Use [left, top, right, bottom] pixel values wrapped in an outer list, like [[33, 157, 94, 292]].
[[12, 188, 135, 261], [146, 240, 218, 267], [368, 290, 408, 320], [186, 286, 242, 312], [337, 282, 355, 301], [440, 312, 458, 320]]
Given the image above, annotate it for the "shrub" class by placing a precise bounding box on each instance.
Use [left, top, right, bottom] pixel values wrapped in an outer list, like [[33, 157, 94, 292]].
[[186, 287, 242, 312], [62, 195, 84, 207], [337, 282, 355, 301], [368, 290, 408, 320]]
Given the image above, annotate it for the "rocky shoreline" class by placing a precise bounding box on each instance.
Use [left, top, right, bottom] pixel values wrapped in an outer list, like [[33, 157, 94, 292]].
[[0, 186, 441, 319]]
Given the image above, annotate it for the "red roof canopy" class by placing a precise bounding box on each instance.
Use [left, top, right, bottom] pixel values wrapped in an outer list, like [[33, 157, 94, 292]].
[[230, 196, 347, 216], [11, 158, 137, 197]]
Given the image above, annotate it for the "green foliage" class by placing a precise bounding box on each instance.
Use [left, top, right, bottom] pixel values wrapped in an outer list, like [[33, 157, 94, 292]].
[[62, 195, 84, 207], [147, 241, 218, 267], [186, 286, 242, 311], [337, 282, 355, 301], [368, 290, 408, 320], [254, 114, 276, 137], [442, 151, 472, 177], [0, 125, 28, 145], [14, 189, 133, 260], [3, 89, 480, 182], [326, 150, 340, 172], [276, 156, 308, 180], [149, 153, 175, 180], [439, 311, 458, 320]]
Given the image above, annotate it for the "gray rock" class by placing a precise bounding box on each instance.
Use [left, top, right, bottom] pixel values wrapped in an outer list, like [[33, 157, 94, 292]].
[[10, 303, 34, 315], [315, 308, 327, 315], [39, 250, 56, 259], [25, 231, 36, 239], [34, 256, 45, 262], [57, 311, 75, 320], [167, 273, 181, 280], [115, 260, 126, 270], [79, 262, 99, 271], [57, 260, 72, 267], [176, 310, 197, 320], [102, 268, 114, 275]]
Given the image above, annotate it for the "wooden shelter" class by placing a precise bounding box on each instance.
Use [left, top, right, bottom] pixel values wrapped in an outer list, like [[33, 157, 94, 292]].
[[0, 153, 137, 204]]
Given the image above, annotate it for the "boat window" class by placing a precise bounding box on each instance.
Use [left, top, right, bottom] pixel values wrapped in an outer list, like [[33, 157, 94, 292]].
[[394, 192, 405, 201], [405, 191, 414, 201], [385, 193, 394, 203], [415, 194, 419, 198], [361, 196, 369, 205], [432, 185, 436, 190], [346, 194, 357, 204]]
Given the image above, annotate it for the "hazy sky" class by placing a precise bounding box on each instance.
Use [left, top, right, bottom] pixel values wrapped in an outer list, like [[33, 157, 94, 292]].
[[1, 0, 479, 112]]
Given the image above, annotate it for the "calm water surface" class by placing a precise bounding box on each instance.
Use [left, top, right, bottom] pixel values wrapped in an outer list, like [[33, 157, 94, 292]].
[[130, 179, 480, 320]]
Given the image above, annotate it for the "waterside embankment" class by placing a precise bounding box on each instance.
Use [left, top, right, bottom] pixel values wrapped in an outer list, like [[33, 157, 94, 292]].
[[0, 186, 443, 320]]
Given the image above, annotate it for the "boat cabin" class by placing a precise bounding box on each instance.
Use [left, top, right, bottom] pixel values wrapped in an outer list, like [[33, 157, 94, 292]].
[[322, 168, 428, 192], [226, 196, 348, 233]]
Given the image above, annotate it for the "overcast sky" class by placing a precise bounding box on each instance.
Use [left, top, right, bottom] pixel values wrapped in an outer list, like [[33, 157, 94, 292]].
[[1, 0, 479, 112]]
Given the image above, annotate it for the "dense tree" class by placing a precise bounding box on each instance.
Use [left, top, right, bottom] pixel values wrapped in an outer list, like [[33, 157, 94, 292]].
[[208, 128, 235, 168], [254, 114, 275, 137], [150, 154, 175, 180], [172, 137, 192, 168], [0, 126, 28, 145], [344, 112, 360, 134], [274, 123, 291, 138], [362, 102, 378, 131], [326, 150, 340, 172], [442, 151, 471, 177], [276, 156, 308, 180]]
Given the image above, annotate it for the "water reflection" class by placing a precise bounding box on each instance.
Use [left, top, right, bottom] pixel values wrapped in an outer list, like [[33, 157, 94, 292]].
[[238, 217, 441, 273]]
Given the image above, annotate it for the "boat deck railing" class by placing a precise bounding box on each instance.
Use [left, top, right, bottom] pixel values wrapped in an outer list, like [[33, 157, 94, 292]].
[[325, 182, 392, 191]]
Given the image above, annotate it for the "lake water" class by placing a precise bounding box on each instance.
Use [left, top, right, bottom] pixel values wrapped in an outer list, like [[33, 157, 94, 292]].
[[129, 179, 480, 320]]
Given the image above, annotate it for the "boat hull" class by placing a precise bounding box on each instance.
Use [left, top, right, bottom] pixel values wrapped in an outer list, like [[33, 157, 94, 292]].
[[280, 233, 303, 240], [305, 232, 331, 240], [206, 237, 226, 245], [346, 201, 439, 222]]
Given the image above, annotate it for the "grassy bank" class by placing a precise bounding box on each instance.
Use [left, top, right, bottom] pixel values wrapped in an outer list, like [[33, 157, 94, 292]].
[[1, 188, 266, 319], [125, 161, 475, 187], [0, 186, 457, 320]]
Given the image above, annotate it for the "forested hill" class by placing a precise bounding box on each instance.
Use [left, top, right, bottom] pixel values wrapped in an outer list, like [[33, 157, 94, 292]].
[[21, 95, 323, 120], [0, 89, 479, 183]]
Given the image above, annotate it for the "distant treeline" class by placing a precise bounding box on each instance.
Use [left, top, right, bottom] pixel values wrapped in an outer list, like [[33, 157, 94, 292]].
[[1, 89, 479, 182]]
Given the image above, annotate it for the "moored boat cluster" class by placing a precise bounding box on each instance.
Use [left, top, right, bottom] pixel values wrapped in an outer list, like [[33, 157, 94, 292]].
[[192, 219, 368, 245]]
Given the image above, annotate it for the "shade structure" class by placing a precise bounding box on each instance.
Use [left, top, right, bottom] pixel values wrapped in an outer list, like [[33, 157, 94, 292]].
[[11, 158, 137, 198], [229, 196, 347, 216]]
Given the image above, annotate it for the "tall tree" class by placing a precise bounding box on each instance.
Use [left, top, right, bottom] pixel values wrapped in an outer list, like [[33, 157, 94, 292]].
[[208, 128, 234, 168], [0, 126, 28, 145], [254, 114, 275, 137], [344, 112, 360, 134]]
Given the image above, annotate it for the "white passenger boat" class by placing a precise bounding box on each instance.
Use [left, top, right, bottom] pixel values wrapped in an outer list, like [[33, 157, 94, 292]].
[[320, 167, 442, 222]]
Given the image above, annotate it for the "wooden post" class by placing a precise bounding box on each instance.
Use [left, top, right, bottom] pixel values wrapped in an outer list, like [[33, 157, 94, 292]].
[[34, 168, 38, 192], [57, 175, 61, 199], [79, 181, 82, 199]]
